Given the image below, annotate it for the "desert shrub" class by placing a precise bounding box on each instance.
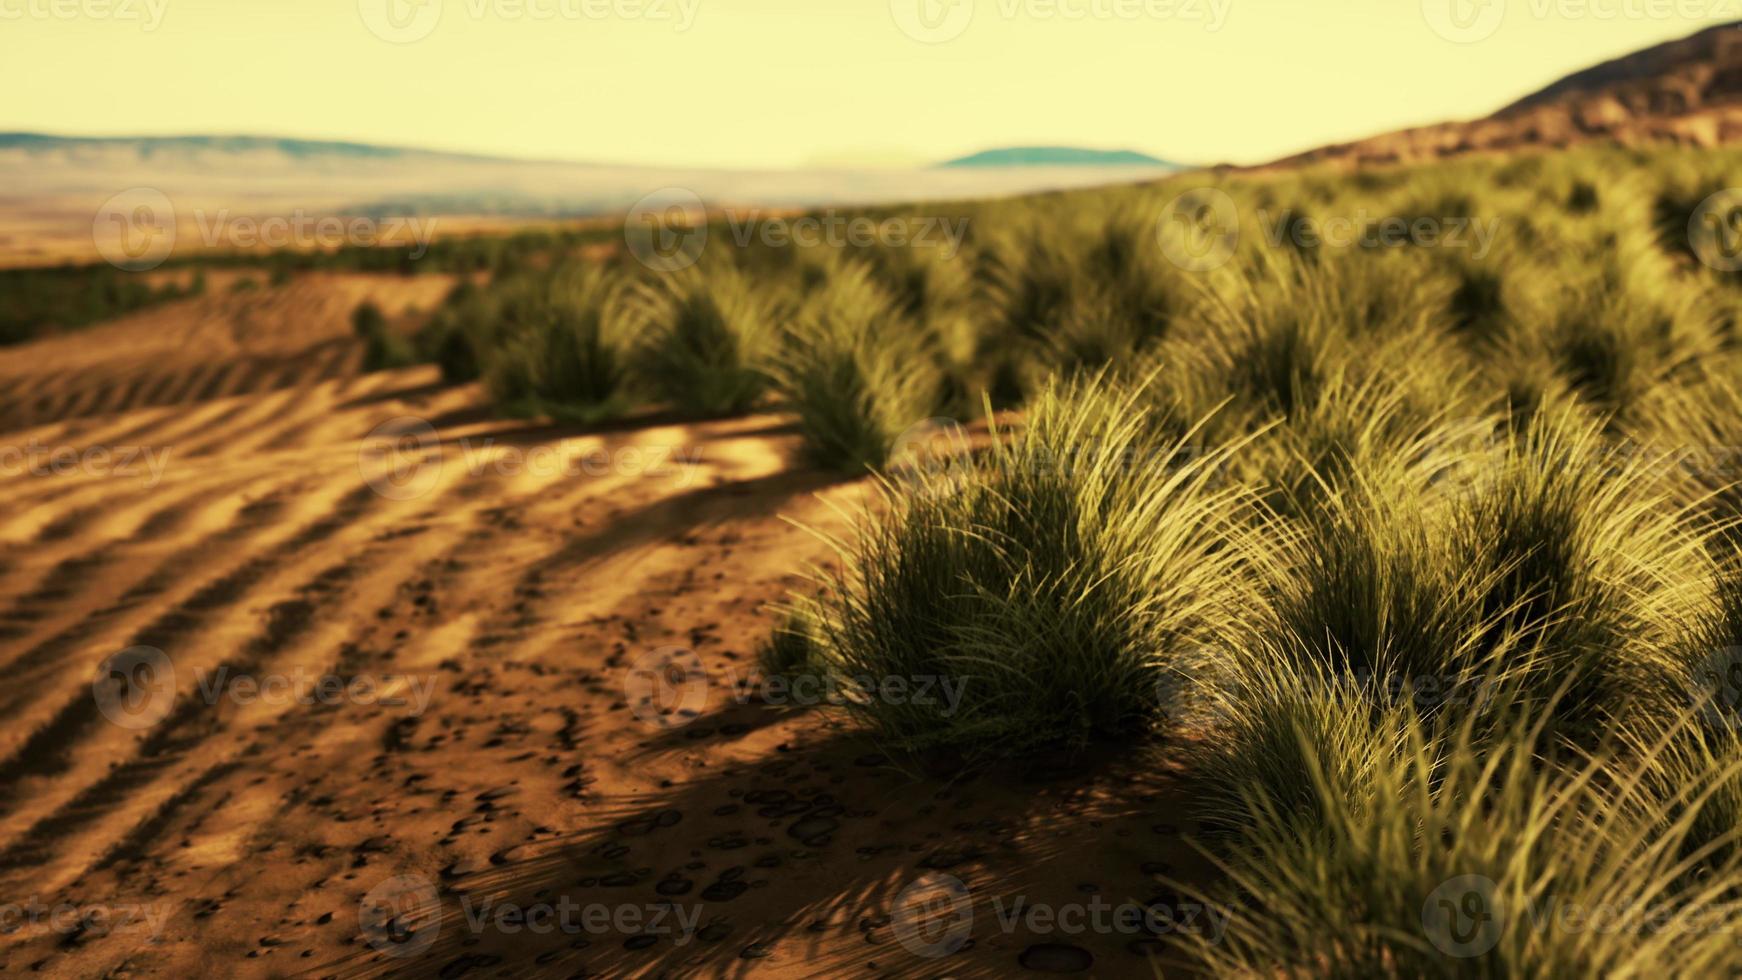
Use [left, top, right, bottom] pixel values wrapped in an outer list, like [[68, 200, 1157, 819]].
[[1631, 359, 1742, 535], [1501, 234, 1720, 424], [415, 282, 488, 383], [767, 263, 944, 472], [1652, 158, 1739, 268], [1445, 405, 1710, 745], [798, 373, 1271, 764], [1446, 253, 1511, 339], [627, 265, 784, 417], [1567, 179, 1601, 214], [1269, 469, 1498, 703], [1177, 701, 1742, 977], [1624, 560, 1742, 869], [480, 264, 633, 421], [352, 300, 416, 373], [757, 608, 820, 682]]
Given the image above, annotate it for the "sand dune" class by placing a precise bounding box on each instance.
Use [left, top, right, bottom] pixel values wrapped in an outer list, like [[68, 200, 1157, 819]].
[[0, 278, 1199, 977]]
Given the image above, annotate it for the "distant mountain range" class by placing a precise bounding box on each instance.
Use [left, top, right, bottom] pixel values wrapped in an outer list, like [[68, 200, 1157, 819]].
[[1269, 21, 1742, 169], [941, 146, 1181, 169], [0, 134, 1185, 268], [0, 133, 445, 161]]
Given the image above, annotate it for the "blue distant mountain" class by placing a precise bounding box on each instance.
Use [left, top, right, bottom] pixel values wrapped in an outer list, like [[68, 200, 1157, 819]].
[[940, 146, 1183, 169], [0, 132, 492, 161]]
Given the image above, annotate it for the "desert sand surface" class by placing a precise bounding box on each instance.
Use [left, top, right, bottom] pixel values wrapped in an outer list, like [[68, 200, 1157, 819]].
[[0, 276, 1202, 978]]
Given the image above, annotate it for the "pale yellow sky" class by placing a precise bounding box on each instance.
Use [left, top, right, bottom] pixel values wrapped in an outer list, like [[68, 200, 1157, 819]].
[[2, 0, 1729, 168]]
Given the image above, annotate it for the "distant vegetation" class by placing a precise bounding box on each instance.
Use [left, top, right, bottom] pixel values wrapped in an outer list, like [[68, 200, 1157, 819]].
[[0, 265, 202, 345]]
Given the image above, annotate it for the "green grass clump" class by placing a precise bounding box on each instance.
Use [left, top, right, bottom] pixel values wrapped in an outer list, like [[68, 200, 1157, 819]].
[[480, 265, 633, 421], [767, 263, 944, 472], [352, 300, 417, 372], [798, 373, 1268, 764], [1448, 406, 1709, 744], [1178, 701, 1742, 977], [757, 608, 820, 682], [627, 266, 783, 418]]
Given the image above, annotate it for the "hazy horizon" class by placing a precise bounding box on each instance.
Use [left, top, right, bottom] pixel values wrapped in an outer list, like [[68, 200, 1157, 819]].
[[4, 1, 1731, 171]]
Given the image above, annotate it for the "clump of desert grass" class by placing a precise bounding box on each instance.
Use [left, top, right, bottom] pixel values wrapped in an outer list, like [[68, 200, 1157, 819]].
[[1175, 697, 1742, 977], [626, 264, 785, 418], [416, 281, 490, 383], [478, 264, 634, 422], [973, 206, 1189, 400], [756, 607, 820, 682], [1188, 404, 1716, 836], [1630, 357, 1742, 536], [766, 262, 945, 472], [793, 372, 1271, 765], [1446, 405, 1712, 744], [352, 300, 416, 372]]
